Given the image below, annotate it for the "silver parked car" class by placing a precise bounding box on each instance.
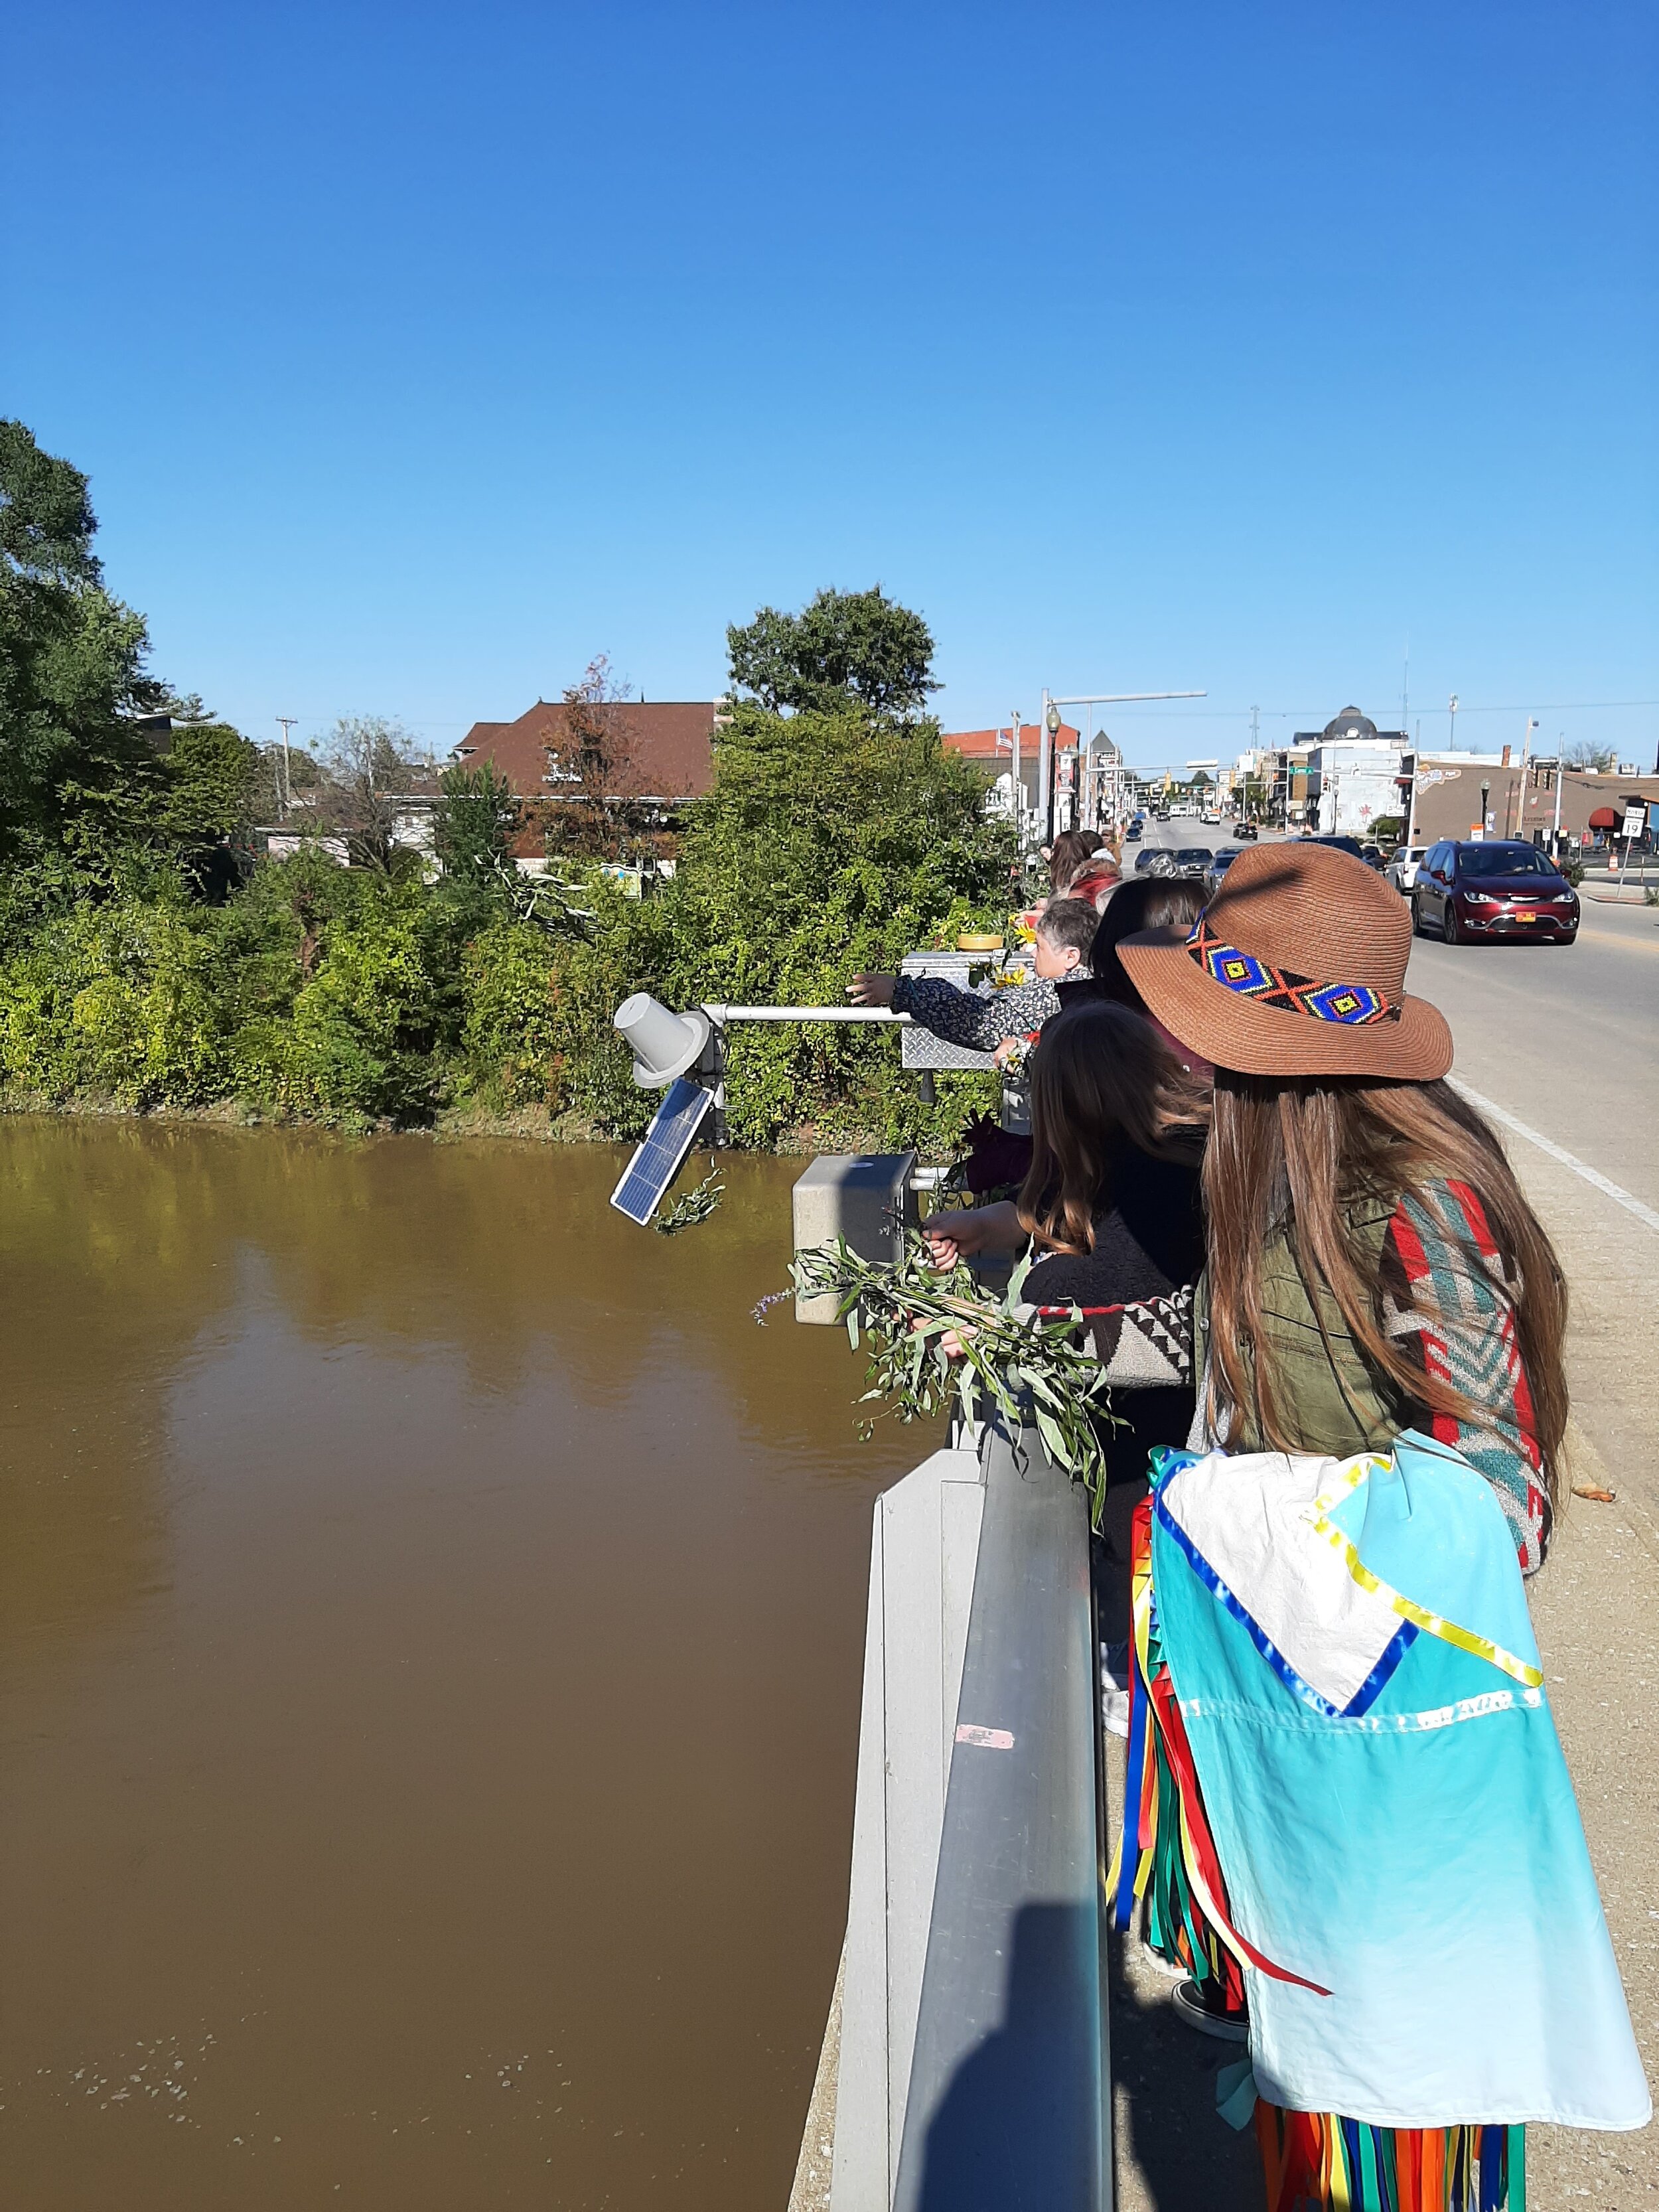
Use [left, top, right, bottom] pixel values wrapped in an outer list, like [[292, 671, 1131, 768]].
[[1386, 845, 1428, 893]]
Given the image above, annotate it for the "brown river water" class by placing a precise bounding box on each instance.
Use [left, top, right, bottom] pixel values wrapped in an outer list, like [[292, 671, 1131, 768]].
[[0, 1116, 935, 2210]]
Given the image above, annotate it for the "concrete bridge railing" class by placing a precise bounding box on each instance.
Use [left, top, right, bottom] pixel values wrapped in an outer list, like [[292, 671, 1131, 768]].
[[798, 1421, 1112, 2212]]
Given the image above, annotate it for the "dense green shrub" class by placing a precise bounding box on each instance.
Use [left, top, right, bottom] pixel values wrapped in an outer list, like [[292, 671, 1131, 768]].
[[460, 919, 565, 1110], [534, 703, 1012, 1148], [1, 443, 1014, 1149], [0, 895, 229, 1106], [0, 701, 1012, 1145]]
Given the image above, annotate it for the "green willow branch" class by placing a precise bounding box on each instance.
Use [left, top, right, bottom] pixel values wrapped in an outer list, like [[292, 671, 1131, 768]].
[[654, 1166, 725, 1234], [789, 1232, 1121, 1523]]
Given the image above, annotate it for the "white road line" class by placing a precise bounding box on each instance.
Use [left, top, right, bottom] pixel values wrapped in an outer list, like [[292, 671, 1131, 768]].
[[1453, 1080, 1659, 1236]]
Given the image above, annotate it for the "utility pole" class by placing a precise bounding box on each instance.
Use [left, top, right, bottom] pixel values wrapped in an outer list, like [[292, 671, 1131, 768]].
[[1010, 711, 1023, 848], [1448, 693, 1459, 752], [275, 717, 299, 818], [1510, 715, 1538, 838]]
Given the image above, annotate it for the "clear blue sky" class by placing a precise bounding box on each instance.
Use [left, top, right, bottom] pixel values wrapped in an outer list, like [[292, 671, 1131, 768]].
[[7, 1, 1655, 769]]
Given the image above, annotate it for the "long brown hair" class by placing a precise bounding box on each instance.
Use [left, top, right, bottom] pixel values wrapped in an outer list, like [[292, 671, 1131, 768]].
[[1019, 1001, 1206, 1254], [1047, 829, 1112, 893], [1202, 1073, 1568, 1501]]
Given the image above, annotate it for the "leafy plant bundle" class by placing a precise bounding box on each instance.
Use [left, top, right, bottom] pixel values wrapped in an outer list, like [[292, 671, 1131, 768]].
[[654, 1165, 725, 1234], [789, 1231, 1121, 1522]]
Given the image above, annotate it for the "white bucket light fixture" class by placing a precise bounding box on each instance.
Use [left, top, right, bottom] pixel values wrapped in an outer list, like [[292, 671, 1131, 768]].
[[613, 992, 712, 1089]]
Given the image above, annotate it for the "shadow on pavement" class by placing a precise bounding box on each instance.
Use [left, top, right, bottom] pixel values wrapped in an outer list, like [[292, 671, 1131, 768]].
[[1107, 1928, 1263, 2209]]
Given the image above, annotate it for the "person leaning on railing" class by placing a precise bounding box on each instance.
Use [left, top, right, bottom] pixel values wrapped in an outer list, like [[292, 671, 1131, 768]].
[[845, 899, 1100, 1051], [921, 998, 1209, 1568]]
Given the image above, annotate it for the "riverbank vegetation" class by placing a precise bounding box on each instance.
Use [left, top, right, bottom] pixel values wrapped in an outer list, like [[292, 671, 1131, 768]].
[[0, 420, 1009, 1147]]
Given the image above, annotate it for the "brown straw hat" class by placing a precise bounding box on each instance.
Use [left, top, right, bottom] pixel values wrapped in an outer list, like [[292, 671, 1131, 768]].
[[1117, 842, 1453, 1079]]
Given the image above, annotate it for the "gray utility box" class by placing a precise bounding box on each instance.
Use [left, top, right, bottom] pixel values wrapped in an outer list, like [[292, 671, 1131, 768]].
[[898, 950, 1026, 1073], [793, 1153, 918, 1324]]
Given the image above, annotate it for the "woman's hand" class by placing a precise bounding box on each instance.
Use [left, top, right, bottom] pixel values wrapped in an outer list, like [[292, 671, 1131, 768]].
[[922, 1201, 1024, 1270], [846, 973, 897, 1008], [908, 1315, 975, 1360]]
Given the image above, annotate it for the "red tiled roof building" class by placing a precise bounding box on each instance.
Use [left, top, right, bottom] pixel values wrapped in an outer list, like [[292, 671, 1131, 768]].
[[452, 700, 720, 802]]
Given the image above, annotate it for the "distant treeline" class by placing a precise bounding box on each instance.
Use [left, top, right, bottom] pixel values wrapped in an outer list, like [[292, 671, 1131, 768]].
[[0, 421, 1009, 1145]]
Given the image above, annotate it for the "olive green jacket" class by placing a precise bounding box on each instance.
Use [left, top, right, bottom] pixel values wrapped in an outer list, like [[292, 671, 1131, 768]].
[[1192, 1196, 1403, 1458], [1190, 1182, 1550, 1572]]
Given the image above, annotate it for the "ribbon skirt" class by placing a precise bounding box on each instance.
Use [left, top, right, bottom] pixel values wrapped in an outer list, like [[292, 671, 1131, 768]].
[[1108, 1495, 1526, 2212]]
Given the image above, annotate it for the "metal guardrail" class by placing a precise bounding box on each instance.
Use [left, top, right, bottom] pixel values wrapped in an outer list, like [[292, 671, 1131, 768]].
[[701, 1003, 910, 1024], [888, 1422, 1110, 2212]]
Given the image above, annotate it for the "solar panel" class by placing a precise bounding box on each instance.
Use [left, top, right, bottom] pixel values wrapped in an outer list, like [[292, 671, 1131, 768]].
[[609, 1077, 716, 1226]]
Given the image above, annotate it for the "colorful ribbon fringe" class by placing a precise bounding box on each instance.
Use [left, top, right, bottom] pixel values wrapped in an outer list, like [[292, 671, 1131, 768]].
[[1255, 2104, 1525, 2212], [1109, 1492, 1322, 1996]]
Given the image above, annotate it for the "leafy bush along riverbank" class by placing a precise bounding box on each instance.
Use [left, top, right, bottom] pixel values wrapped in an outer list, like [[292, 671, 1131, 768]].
[[0, 421, 1010, 1147], [0, 706, 1009, 1147]]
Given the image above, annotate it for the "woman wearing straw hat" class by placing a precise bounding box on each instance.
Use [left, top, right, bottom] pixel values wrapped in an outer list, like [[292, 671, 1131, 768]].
[[1115, 842, 1574, 2208], [1118, 840, 1564, 1568]]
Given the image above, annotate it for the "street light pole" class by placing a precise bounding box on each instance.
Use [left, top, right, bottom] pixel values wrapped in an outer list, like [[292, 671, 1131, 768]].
[[1041, 687, 1208, 846], [1040, 694, 1060, 846], [1479, 778, 1491, 841], [275, 716, 298, 819]]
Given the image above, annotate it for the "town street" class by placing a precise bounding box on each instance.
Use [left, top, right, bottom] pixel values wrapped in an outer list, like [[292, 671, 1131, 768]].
[[1110, 816, 1659, 2208]]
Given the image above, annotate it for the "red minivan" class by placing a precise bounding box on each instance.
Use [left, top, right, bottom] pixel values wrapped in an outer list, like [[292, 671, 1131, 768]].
[[1411, 840, 1579, 945]]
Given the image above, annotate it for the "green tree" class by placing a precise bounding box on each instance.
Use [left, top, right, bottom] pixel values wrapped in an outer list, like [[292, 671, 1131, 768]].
[[0, 419, 170, 865], [161, 723, 259, 846], [727, 586, 939, 719], [555, 695, 1011, 1147], [433, 761, 518, 879]]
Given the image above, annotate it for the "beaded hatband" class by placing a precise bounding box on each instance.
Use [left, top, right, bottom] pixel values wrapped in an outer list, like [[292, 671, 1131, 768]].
[[1186, 916, 1400, 1025]]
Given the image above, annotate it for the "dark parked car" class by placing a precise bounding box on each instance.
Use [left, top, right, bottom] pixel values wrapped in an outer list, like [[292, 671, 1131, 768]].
[[1173, 848, 1214, 877], [1125, 821, 1143, 843], [1411, 840, 1579, 946], [1133, 847, 1163, 873], [1305, 834, 1364, 859]]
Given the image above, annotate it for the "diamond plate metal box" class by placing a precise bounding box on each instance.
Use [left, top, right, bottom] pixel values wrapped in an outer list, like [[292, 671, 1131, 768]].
[[897, 951, 1027, 1072]]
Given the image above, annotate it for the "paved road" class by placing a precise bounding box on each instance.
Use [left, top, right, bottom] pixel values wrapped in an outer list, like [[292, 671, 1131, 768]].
[[1113, 814, 1659, 2207]]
